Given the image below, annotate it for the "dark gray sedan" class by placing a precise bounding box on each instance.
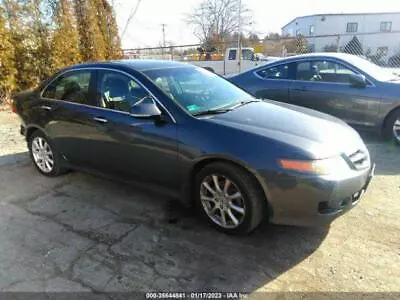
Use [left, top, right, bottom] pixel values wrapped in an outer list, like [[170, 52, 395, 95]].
[[229, 53, 400, 144], [13, 60, 374, 235]]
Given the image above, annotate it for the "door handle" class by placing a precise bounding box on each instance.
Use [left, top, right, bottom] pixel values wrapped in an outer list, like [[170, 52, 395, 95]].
[[41, 105, 52, 111], [93, 117, 108, 124]]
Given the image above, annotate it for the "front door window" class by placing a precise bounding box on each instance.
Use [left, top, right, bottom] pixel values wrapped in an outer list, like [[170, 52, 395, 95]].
[[98, 71, 150, 112], [296, 61, 357, 83]]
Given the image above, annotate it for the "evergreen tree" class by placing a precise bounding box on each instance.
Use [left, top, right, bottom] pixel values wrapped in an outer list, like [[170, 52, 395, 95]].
[[30, 0, 53, 80], [1, 0, 123, 93], [3, 0, 39, 89], [74, 0, 107, 61], [50, 0, 81, 71], [94, 0, 122, 59], [0, 7, 16, 101]]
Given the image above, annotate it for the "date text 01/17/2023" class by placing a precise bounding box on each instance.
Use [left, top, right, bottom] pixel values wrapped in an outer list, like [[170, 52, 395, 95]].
[[145, 292, 248, 299]]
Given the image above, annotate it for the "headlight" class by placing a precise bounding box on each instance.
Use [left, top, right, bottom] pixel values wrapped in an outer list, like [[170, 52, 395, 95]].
[[279, 156, 350, 175]]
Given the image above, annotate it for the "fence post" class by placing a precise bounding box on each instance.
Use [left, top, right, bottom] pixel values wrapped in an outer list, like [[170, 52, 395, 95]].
[[336, 35, 341, 52]]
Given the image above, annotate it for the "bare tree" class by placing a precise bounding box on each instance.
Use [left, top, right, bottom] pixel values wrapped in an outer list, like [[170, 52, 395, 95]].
[[186, 0, 252, 50]]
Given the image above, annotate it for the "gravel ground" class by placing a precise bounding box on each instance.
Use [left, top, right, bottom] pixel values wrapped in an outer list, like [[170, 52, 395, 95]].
[[0, 108, 399, 297]]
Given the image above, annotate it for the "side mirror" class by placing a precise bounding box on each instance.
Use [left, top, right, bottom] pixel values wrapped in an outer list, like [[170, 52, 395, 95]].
[[130, 97, 162, 119], [349, 74, 367, 88]]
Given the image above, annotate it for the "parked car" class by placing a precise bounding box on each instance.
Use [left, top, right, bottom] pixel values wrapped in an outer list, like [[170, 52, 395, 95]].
[[12, 60, 374, 235], [229, 53, 400, 144]]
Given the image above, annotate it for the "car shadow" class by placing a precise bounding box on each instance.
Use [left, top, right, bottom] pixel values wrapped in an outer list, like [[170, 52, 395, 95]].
[[0, 151, 329, 293], [360, 132, 400, 176], [0, 151, 29, 167], [163, 200, 330, 292]]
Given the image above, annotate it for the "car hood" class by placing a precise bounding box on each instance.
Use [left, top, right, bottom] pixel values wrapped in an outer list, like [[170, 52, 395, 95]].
[[205, 100, 366, 159]]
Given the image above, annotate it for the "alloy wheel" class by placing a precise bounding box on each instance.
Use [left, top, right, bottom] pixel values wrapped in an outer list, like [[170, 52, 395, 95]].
[[393, 118, 400, 143], [200, 174, 246, 229], [31, 137, 54, 173]]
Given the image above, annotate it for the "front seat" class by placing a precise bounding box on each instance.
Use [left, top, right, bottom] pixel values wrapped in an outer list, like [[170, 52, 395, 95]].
[[102, 77, 130, 112], [310, 65, 322, 81], [62, 81, 87, 104]]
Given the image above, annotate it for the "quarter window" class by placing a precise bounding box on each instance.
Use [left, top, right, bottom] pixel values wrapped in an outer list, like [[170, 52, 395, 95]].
[[296, 61, 357, 83], [42, 71, 92, 105], [98, 71, 150, 112], [257, 64, 290, 80], [346, 22, 358, 33]]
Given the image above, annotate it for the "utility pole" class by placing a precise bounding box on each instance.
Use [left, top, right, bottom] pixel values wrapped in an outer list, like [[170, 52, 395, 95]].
[[161, 24, 166, 48], [161, 23, 166, 59], [237, 0, 242, 73]]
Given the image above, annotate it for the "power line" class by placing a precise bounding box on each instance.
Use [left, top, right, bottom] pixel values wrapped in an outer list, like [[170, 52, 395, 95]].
[[121, 0, 143, 40]]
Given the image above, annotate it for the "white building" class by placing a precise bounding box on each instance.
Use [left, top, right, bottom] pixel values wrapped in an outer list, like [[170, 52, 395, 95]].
[[281, 12, 400, 58]]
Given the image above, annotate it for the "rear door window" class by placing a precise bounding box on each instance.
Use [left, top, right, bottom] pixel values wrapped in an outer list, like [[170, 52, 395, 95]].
[[256, 64, 290, 79], [42, 71, 93, 105]]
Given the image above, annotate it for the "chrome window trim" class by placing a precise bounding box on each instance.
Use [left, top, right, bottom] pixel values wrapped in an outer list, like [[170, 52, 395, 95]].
[[293, 58, 376, 87], [253, 58, 376, 87], [40, 67, 177, 123]]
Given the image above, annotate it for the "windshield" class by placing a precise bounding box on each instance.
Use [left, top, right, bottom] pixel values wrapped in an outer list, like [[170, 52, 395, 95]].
[[143, 67, 252, 115], [346, 55, 400, 82]]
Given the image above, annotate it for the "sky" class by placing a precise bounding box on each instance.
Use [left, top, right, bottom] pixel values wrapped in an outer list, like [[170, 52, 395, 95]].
[[113, 0, 400, 49]]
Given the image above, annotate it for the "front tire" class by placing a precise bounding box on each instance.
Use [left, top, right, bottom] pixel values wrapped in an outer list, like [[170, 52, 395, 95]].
[[383, 109, 400, 145], [28, 130, 67, 176], [195, 162, 266, 235]]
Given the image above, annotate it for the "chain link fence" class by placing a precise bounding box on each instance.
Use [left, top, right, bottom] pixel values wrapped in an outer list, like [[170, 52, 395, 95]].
[[123, 31, 400, 72]]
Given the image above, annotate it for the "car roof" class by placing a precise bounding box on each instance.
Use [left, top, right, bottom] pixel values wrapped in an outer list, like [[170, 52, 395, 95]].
[[67, 59, 193, 73], [270, 52, 359, 63]]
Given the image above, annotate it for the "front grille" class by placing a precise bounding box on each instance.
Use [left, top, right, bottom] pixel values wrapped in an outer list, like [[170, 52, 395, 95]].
[[347, 149, 370, 170]]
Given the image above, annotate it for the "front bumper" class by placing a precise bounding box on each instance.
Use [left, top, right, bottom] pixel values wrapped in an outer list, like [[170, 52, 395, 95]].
[[263, 163, 375, 227]]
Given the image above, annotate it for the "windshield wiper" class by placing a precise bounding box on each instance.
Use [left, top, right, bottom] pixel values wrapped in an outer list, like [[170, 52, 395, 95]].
[[228, 99, 261, 110], [192, 99, 261, 117], [192, 108, 233, 116]]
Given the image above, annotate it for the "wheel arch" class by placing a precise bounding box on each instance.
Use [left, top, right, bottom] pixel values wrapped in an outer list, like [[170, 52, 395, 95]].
[[25, 125, 47, 142], [182, 156, 272, 215]]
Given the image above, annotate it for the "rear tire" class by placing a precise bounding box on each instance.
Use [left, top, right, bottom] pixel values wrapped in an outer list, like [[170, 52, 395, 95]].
[[383, 109, 400, 145], [28, 130, 67, 177], [194, 162, 266, 235]]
